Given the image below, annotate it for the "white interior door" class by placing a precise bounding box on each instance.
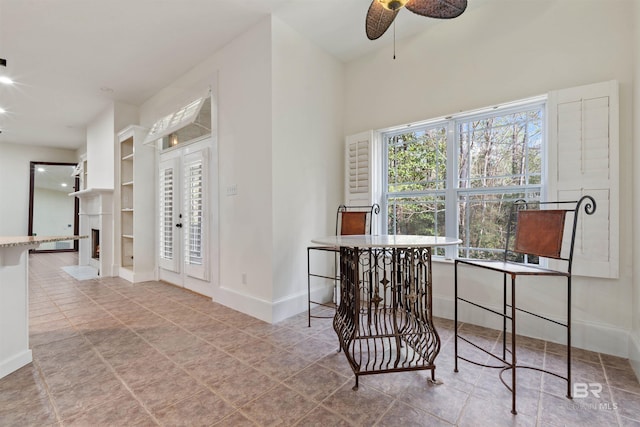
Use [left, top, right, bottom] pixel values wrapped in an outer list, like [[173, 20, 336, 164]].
[[158, 144, 210, 294]]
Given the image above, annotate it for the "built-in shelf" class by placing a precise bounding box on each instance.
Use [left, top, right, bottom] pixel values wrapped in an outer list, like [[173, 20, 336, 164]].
[[117, 125, 155, 283]]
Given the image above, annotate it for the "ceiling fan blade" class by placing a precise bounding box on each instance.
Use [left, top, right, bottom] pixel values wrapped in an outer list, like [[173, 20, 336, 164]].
[[366, 0, 400, 40], [405, 0, 467, 19]]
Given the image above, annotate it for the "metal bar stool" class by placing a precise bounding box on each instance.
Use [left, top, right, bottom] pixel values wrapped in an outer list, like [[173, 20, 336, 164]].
[[307, 204, 379, 327], [454, 195, 596, 414]]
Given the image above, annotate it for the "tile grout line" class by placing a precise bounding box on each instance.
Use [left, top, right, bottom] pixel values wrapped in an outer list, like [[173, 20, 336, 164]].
[[34, 272, 162, 426], [73, 281, 243, 424], [128, 286, 368, 425], [600, 352, 624, 427], [28, 270, 68, 426], [80, 278, 335, 424], [24, 252, 640, 426]]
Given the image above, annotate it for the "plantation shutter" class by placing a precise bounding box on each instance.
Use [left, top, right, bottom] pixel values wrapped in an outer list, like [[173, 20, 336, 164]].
[[183, 148, 208, 280], [345, 131, 378, 206], [547, 80, 619, 278], [158, 157, 179, 273]]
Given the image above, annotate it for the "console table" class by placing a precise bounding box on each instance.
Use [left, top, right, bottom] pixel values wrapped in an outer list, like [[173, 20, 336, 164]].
[[0, 235, 85, 379], [311, 235, 460, 389]]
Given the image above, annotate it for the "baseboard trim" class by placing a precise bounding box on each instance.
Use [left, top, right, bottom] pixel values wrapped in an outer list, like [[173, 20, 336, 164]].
[[213, 286, 273, 323], [433, 295, 630, 358], [210, 287, 634, 360], [629, 333, 640, 380], [212, 284, 333, 324], [0, 350, 32, 380]]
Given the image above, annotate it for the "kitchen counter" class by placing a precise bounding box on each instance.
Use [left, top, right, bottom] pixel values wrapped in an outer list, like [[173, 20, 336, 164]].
[[0, 235, 87, 248], [0, 235, 85, 379]]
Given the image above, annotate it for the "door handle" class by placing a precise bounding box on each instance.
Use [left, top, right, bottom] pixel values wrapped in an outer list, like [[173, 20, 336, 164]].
[[176, 223, 183, 228]]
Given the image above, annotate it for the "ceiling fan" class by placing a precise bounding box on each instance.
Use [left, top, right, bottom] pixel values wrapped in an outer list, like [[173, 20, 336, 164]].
[[366, 0, 468, 40]]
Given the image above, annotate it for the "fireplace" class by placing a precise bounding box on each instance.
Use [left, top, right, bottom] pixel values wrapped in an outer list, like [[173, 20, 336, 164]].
[[70, 188, 113, 277], [91, 228, 100, 260]]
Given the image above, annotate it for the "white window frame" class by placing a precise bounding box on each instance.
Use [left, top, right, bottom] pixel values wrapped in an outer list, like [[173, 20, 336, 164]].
[[144, 96, 208, 146], [349, 81, 617, 278], [380, 98, 547, 260]]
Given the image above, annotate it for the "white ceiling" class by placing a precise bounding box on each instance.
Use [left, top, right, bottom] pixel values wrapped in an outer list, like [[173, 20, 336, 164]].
[[0, 0, 470, 150]]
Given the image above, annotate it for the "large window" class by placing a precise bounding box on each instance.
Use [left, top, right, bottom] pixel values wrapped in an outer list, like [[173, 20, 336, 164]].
[[384, 101, 545, 259]]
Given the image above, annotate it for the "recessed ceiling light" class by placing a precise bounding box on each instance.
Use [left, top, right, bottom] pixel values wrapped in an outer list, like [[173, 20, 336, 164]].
[[61, 183, 68, 187], [37, 167, 45, 172], [0, 76, 13, 85], [0, 107, 6, 114]]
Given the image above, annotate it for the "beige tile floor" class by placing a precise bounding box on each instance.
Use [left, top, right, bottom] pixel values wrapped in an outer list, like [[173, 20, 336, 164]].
[[1, 252, 639, 426]]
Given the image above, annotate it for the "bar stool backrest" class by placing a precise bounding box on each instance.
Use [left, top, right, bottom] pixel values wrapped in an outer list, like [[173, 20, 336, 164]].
[[514, 210, 567, 259], [504, 195, 596, 273], [336, 204, 380, 236]]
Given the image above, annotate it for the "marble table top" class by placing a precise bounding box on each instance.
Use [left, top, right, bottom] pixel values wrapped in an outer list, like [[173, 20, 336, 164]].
[[311, 235, 461, 248], [0, 235, 86, 248]]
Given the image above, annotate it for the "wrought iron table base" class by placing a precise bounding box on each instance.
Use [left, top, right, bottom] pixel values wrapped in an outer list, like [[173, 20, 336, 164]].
[[333, 246, 441, 389]]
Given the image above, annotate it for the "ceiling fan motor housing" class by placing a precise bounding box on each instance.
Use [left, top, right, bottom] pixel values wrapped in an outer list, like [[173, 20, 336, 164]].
[[380, 0, 409, 11]]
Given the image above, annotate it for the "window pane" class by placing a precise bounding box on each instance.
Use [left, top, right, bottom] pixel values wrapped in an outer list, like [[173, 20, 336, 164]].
[[382, 100, 545, 262], [387, 127, 447, 192], [387, 195, 446, 236], [457, 190, 540, 260], [458, 109, 542, 189]]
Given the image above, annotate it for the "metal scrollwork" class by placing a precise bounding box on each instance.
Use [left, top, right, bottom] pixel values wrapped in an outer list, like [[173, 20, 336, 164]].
[[333, 245, 440, 389]]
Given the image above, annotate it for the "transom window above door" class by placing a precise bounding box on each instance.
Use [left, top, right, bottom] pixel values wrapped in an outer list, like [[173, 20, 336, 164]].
[[144, 96, 212, 150]]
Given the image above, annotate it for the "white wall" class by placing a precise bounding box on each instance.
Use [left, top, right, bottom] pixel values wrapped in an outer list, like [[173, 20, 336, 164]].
[[85, 101, 138, 190], [215, 20, 273, 311], [114, 102, 139, 135], [271, 17, 344, 321], [345, 0, 635, 357], [140, 16, 345, 322], [140, 18, 274, 321], [631, 0, 640, 376], [0, 142, 77, 236], [86, 106, 115, 189]]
